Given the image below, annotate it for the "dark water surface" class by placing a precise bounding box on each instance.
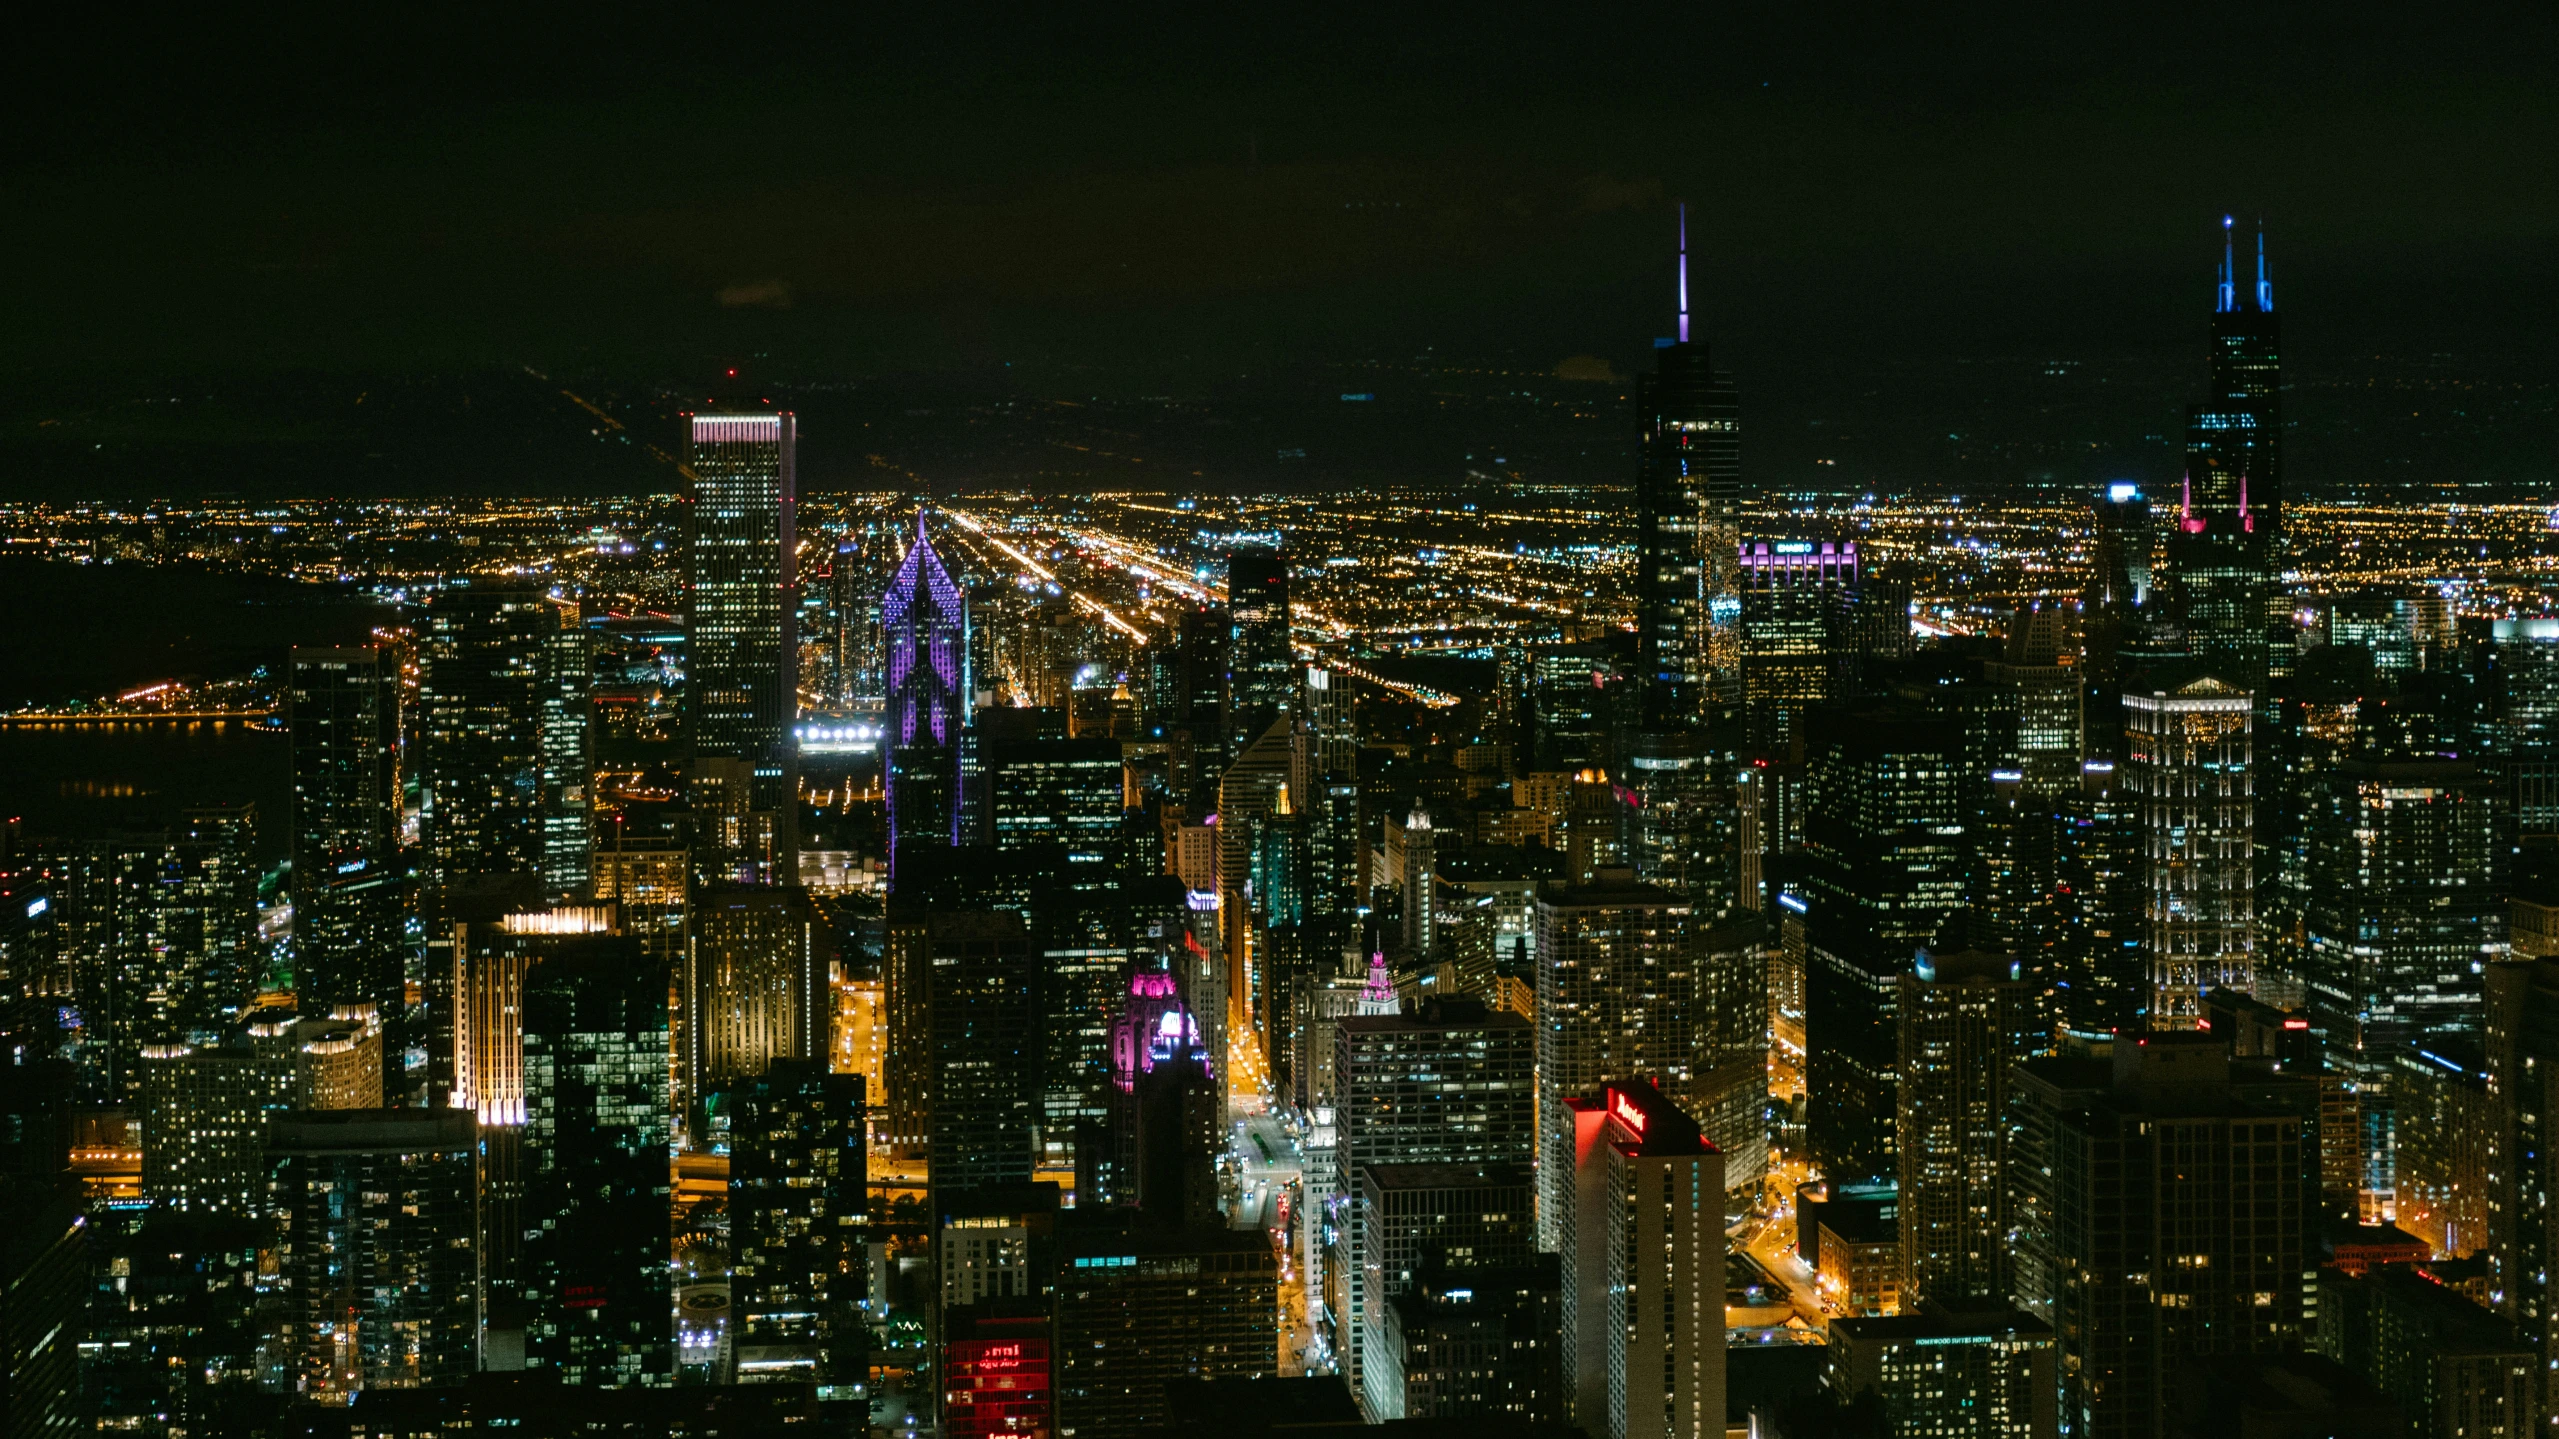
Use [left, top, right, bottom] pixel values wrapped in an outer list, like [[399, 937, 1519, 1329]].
[[0, 559, 387, 861], [0, 721, 292, 862]]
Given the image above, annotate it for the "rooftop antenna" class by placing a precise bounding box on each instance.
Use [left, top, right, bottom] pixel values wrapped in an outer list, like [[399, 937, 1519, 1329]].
[[1677, 202, 1691, 344], [2254, 219, 2272, 312], [2218, 215, 2236, 314]]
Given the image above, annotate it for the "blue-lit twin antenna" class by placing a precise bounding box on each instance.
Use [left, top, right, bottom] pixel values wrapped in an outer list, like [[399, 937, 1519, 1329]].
[[2218, 215, 2236, 314], [1676, 202, 1690, 344], [2255, 220, 2273, 312]]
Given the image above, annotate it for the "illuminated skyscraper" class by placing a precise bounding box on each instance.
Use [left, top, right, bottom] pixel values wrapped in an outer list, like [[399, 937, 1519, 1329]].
[[520, 942, 672, 1386], [1738, 540, 1853, 752], [2299, 758, 2498, 1222], [2082, 484, 2152, 763], [1634, 205, 1741, 719], [686, 888, 828, 1109], [2124, 677, 2255, 1025], [137, 1041, 290, 1213], [2013, 1034, 2314, 1435], [718, 1058, 867, 1389], [1798, 705, 1967, 1182], [924, 910, 1037, 1205], [1614, 724, 1745, 923], [2486, 954, 2559, 1380], [1989, 606, 2081, 797], [535, 624, 593, 894], [1894, 949, 2031, 1310], [417, 579, 558, 887], [268, 1109, 480, 1400], [1556, 1079, 1725, 1439], [1334, 998, 1534, 1402], [1531, 874, 1696, 1245], [685, 412, 800, 868], [2160, 219, 2282, 681], [289, 644, 404, 856], [2050, 763, 2144, 1039], [99, 805, 261, 1097], [884, 514, 969, 881], [1224, 539, 1294, 756]]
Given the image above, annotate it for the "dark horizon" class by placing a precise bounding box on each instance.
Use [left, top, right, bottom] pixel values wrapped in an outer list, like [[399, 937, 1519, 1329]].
[[7, 9, 2556, 387]]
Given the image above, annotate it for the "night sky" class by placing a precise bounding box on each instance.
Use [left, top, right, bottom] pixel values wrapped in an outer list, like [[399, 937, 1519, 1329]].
[[5, 7, 2555, 496]]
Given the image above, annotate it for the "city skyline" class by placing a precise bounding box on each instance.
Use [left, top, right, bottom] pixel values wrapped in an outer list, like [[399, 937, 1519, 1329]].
[[4, 14, 2557, 1439]]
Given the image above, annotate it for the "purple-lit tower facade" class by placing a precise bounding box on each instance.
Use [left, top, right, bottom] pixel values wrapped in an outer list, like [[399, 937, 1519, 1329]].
[[884, 514, 969, 882], [1109, 969, 1213, 1094]]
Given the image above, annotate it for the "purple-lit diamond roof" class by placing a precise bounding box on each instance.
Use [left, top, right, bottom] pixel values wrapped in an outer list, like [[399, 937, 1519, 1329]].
[[884, 513, 965, 747]]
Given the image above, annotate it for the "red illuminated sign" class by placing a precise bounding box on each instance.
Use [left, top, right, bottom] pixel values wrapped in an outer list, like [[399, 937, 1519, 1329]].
[[1609, 1087, 1647, 1136], [946, 1336, 1053, 1439]]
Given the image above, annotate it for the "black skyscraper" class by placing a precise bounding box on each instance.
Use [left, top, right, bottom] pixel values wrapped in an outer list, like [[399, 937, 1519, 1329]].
[[721, 1058, 867, 1388], [1224, 541, 1293, 758], [2160, 218, 2282, 682], [1635, 205, 1741, 721], [520, 942, 673, 1386], [417, 579, 557, 889]]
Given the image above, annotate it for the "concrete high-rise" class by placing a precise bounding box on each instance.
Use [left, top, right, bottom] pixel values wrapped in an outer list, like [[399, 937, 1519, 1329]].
[[267, 1109, 480, 1401], [1332, 998, 1534, 1402], [1531, 873, 1696, 1246], [137, 1041, 290, 1213], [1826, 1310, 2058, 1439], [2300, 758, 2498, 1222], [1895, 949, 2031, 1310], [2124, 676, 2255, 1024], [1352, 1163, 1537, 1421], [535, 623, 593, 894], [685, 888, 828, 1111], [1556, 1079, 1724, 1439], [2008, 1034, 2315, 1436], [684, 412, 800, 872]]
